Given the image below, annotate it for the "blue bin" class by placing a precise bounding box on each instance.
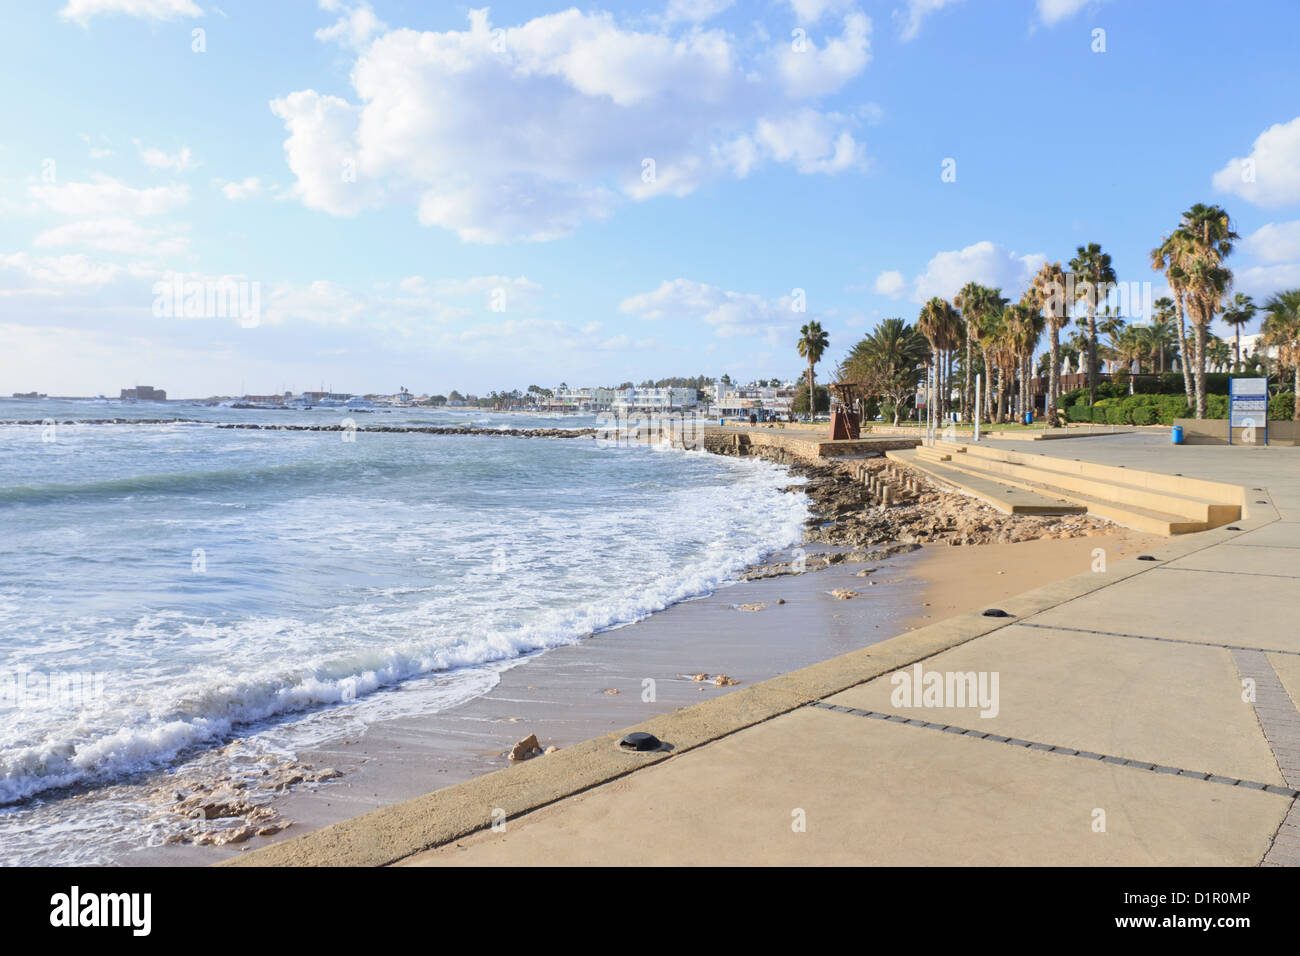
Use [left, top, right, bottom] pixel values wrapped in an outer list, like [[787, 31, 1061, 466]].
[[1023, 412, 1033, 425], [1171, 426, 1184, 445]]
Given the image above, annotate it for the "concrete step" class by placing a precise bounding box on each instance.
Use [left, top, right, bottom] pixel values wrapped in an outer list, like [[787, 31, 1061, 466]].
[[920, 444, 1220, 535], [935, 440, 1244, 509], [886, 449, 1087, 516]]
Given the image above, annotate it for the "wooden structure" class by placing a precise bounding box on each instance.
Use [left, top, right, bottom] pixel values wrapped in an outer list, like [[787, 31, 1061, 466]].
[[828, 381, 868, 440]]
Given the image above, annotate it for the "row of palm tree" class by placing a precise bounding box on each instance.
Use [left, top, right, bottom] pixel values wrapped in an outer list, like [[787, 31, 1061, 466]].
[[804, 202, 1300, 424]]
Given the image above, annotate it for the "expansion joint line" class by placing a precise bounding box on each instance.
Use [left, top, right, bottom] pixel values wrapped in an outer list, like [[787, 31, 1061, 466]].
[[1016, 622, 1300, 658], [807, 700, 1300, 799]]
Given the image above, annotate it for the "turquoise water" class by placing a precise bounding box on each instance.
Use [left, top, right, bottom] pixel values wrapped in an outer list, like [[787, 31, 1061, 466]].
[[0, 399, 806, 861]]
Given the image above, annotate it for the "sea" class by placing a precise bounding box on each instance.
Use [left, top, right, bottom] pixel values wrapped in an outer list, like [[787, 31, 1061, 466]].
[[0, 397, 808, 863]]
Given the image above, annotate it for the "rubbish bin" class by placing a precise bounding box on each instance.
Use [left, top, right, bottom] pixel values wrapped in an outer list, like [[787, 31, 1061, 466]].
[[1023, 411, 1033, 425], [1171, 425, 1184, 445]]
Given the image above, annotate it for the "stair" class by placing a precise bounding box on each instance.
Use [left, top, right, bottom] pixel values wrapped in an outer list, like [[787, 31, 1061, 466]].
[[888, 442, 1242, 536]]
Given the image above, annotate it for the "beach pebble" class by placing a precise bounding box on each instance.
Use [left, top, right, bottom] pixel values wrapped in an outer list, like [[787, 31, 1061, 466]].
[[831, 589, 859, 600], [508, 734, 543, 761]]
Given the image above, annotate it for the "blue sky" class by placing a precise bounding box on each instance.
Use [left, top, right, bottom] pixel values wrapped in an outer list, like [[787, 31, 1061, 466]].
[[2, 0, 1299, 398]]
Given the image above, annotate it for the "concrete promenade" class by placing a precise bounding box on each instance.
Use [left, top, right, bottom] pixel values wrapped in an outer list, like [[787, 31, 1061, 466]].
[[231, 433, 1300, 867]]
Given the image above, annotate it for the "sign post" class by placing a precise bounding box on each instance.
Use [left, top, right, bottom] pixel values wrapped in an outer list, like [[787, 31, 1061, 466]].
[[1228, 376, 1269, 446]]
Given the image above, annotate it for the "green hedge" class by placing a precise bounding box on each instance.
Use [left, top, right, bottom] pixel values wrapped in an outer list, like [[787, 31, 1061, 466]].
[[1064, 390, 1296, 424]]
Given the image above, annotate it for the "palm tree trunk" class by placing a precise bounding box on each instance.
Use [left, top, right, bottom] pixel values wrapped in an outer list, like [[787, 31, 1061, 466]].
[[807, 360, 815, 420], [1048, 325, 1060, 424], [1174, 292, 1193, 402], [1294, 361, 1299, 421], [1235, 327, 1241, 371], [964, 330, 973, 422], [1193, 319, 1208, 420], [1087, 304, 1098, 406]]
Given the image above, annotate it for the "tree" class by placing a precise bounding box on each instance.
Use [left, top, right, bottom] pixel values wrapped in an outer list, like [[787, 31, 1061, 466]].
[[796, 321, 830, 420], [1151, 232, 1197, 402], [839, 317, 927, 425], [1173, 204, 1238, 418], [917, 297, 960, 420], [1261, 290, 1300, 420], [1069, 243, 1116, 406], [1031, 263, 1068, 423], [1222, 292, 1257, 370], [1151, 296, 1177, 373], [792, 383, 830, 415]]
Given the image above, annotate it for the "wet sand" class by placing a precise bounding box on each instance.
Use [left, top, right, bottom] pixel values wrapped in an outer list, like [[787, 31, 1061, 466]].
[[130, 544, 926, 865], [134, 520, 1163, 866]]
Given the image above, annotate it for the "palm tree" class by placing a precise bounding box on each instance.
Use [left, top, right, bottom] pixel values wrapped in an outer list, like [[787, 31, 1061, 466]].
[[1007, 296, 1045, 420], [1261, 290, 1300, 420], [954, 282, 994, 421], [1030, 262, 1068, 423], [1172, 204, 1238, 418], [797, 321, 829, 420], [1151, 296, 1176, 373], [840, 318, 928, 425], [918, 297, 960, 421], [1222, 292, 1257, 370], [1151, 234, 1197, 403], [1069, 243, 1116, 406]]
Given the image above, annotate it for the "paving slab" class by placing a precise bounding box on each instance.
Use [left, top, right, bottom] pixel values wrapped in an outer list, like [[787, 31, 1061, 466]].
[[823, 625, 1282, 785], [1223, 522, 1300, 550], [399, 706, 1290, 867], [1027, 568, 1300, 653], [1161, 545, 1300, 577]]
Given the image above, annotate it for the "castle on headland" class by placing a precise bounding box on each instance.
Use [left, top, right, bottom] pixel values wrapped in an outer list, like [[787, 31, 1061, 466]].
[[120, 386, 167, 401]]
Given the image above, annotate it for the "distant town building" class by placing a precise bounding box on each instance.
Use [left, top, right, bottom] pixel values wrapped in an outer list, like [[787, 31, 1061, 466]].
[[120, 386, 167, 401]]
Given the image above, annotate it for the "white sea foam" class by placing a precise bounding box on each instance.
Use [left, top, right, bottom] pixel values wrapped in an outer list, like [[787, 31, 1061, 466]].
[[0, 429, 806, 810]]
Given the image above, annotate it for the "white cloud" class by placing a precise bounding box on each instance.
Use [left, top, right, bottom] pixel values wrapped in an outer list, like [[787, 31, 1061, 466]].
[[1036, 0, 1092, 26], [895, 0, 963, 41], [664, 0, 734, 23], [911, 241, 1046, 303], [1243, 220, 1300, 265], [135, 141, 197, 172], [777, 11, 871, 98], [218, 177, 262, 200], [315, 0, 386, 49], [271, 8, 870, 242], [1233, 263, 1300, 300], [619, 278, 805, 339], [33, 218, 189, 259], [0, 252, 122, 286], [29, 177, 190, 217], [754, 109, 866, 174], [60, 0, 202, 25], [787, 0, 855, 23], [873, 269, 905, 298], [1212, 116, 1300, 208]]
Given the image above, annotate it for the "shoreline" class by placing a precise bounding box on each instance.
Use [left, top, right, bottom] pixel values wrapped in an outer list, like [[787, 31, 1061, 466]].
[[130, 443, 1163, 865]]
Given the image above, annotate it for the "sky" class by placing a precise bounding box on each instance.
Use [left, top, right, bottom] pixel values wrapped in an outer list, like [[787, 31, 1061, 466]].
[[2, 0, 1299, 398]]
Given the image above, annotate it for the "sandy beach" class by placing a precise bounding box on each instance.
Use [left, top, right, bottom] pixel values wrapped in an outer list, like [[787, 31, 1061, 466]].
[[132, 486, 1163, 865]]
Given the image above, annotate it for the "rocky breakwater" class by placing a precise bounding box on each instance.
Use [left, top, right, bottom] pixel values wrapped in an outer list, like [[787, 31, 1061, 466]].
[[712, 439, 1114, 580], [215, 423, 596, 438]]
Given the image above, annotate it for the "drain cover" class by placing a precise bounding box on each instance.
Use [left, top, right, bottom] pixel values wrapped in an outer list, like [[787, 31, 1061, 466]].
[[1227, 526, 1241, 531], [1137, 555, 1157, 561], [982, 608, 1012, 618], [619, 732, 661, 752]]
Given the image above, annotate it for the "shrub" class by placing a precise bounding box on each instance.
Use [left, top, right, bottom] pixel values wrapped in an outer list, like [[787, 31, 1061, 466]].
[[1066, 405, 1091, 423], [1131, 405, 1155, 426], [1270, 393, 1296, 421]]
